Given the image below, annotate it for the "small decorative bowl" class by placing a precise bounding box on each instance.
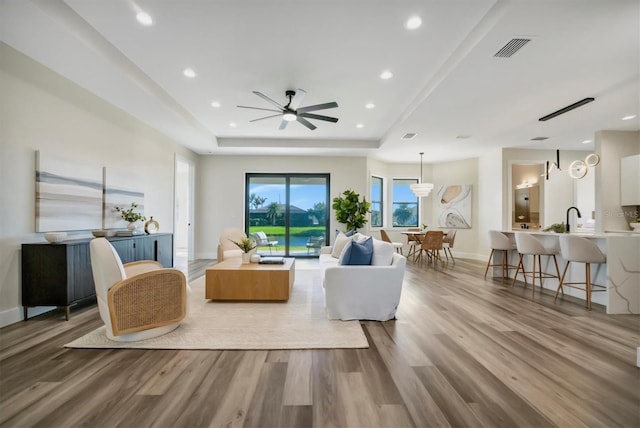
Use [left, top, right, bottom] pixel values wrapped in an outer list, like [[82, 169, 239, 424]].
[[92, 230, 108, 237], [630, 222, 640, 230], [44, 232, 67, 243]]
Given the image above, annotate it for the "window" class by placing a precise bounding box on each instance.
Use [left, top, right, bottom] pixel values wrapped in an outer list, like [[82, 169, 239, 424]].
[[370, 176, 383, 227], [392, 179, 418, 227], [245, 174, 329, 257]]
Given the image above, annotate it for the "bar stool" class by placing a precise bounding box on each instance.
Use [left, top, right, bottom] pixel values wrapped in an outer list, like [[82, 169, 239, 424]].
[[484, 231, 518, 280], [556, 235, 607, 310], [513, 233, 561, 297]]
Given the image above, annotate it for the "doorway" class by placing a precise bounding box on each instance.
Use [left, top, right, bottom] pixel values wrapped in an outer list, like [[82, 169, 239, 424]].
[[175, 156, 194, 270], [245, 173, 330, 257]]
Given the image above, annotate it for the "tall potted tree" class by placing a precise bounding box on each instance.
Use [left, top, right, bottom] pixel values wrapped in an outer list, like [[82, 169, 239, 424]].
[[332, 189, 371, 232]]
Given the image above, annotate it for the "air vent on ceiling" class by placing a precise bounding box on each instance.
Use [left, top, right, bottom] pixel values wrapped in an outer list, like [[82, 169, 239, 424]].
[[530, 136, 549, 141], [401, 133, 417, 140], [456, 135, 471, 139], [538, 97, 595, 121], [494, 38, 531, 57]]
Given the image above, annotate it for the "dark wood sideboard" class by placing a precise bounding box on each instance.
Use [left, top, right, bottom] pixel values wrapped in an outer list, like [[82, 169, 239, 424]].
[[21, 233, 173, 320]]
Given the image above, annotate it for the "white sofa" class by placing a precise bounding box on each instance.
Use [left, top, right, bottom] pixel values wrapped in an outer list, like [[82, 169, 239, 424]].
[[319, 242, 407, 321]]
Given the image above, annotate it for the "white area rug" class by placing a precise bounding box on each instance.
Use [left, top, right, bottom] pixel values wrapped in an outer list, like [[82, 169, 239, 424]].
[[65, 268, 368, 350]]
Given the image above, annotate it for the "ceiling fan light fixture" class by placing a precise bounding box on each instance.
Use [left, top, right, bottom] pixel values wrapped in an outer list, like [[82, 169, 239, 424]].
[[283, 112, 297, 122]]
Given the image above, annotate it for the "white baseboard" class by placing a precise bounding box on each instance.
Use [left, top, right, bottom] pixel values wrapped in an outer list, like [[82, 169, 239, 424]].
[[0, 306, 57, 328], [0, 307, 22, 328]]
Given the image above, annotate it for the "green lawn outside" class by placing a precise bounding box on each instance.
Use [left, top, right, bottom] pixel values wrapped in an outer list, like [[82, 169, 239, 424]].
[[248, 225, 326, 237]]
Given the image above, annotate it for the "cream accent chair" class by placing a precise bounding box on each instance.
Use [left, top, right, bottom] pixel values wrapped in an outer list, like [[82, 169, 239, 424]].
[[217, 228, 246, 261], [89, 238, 187, 342]]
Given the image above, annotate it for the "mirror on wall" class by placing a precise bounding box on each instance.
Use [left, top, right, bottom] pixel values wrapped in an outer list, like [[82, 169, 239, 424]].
[[512, 164, 542, 229]]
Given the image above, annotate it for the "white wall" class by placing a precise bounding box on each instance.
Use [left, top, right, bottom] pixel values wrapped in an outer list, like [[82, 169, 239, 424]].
[[595, 130, 640, 231], [195, 155, 367, 259], [0, 44, 197, 326], [476, 148, 504, 259]]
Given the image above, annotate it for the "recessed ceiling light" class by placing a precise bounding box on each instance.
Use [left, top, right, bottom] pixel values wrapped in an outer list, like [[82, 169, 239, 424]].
[[405, 16, 422, 30], [136, 11, 153, 26], [582, 139, 592, 144], [379, 70, 393, 80], [622, 114, 637, 121], [229, 122, 237, 127], [183, 68, 196, 78], [356, 124, 364, 129], [210, 101, 221, 108], [365, 103, 376, 109]]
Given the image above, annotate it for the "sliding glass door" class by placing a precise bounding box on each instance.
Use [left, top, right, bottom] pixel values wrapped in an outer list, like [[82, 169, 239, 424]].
[[246, 174, 329, 257]]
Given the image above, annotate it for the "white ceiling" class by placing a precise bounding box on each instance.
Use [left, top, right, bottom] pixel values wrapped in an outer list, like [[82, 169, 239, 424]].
[[1, 0, 638, 163]]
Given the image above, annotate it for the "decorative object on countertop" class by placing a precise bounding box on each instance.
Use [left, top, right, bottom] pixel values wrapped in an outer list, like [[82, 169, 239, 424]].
[[91, 230, 108, 237], [332, 189, 371, 232], [144, 216, 159, 234], [630, 222, 640, 231], [543, 223, 566, 233], [44, 231, 67, 243]]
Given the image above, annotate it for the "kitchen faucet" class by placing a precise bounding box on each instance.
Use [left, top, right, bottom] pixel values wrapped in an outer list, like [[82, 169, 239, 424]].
[[566, 206, 582, 233]]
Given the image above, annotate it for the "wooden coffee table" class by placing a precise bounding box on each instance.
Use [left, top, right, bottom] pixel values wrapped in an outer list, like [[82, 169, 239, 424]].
[[205, 258, 295, 301]]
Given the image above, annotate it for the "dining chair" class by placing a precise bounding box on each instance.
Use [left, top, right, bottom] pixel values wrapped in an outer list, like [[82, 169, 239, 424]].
[[405, 228, 422, 261], [442, 229, 457, 264], [380, 229, 404, 254], [418, 231, 444, 265]]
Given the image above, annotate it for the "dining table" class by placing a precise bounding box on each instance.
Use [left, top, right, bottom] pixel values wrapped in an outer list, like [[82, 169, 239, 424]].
[[400, 230, 447, 262]]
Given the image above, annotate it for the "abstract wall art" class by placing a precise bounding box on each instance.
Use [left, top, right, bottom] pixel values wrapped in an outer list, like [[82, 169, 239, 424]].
[[103, 167, 145, 229], [437, 184, 472, 229], [35, 151, 103, 232]]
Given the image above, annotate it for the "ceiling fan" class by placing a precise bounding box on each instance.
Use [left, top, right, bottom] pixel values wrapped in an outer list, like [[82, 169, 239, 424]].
[[237, 89, 338, 130]]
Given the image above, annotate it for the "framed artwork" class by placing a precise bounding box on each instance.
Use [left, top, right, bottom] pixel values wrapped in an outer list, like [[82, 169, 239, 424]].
[[35, 151, 103, 232], [437, 184, 472, 229], [103, 167, 145, 229]]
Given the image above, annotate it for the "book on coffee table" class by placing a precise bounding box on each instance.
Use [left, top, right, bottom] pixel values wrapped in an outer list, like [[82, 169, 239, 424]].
[[259, 256, 285, 264]]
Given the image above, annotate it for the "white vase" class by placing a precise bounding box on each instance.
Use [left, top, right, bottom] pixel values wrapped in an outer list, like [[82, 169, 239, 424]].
[[241, 253, 251, 264], [127, 222, 137, 231]]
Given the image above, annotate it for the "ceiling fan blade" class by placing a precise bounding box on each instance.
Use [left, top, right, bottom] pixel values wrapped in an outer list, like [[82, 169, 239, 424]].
[[279, 120, 289, 130], [237, 105, 282, 113], [297, 101, 338, 113], [253, 91, 285, 109], [249, 114, 283, 122], [298, 112, 339, 123], [296, 116, 317, 130], [289, 89, 306, 110]]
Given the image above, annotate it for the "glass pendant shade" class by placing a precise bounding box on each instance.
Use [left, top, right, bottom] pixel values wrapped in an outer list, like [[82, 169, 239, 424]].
[[411, 152, 434, 197]]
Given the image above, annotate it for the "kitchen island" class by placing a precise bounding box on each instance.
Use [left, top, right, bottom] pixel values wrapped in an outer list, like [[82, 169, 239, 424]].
[[489, 230, 639, 314]]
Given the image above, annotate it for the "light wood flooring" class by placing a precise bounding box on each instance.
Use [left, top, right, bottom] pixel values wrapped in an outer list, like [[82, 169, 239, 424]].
[[1, 257, 638, 427]]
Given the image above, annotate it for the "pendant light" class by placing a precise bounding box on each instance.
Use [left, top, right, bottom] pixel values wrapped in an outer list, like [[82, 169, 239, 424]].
[[410, 152, 434, 197]]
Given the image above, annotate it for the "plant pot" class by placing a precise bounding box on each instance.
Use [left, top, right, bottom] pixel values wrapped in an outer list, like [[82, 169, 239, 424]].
[[241, 253, 251, 264]]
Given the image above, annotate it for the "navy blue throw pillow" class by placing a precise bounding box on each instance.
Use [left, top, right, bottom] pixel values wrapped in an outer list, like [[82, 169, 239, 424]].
[[340, 236, 373, 265]]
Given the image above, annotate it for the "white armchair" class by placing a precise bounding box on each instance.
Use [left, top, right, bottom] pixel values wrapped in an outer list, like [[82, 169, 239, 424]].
[[89, 238, 187, 342], [217, 228, 247, 261]]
